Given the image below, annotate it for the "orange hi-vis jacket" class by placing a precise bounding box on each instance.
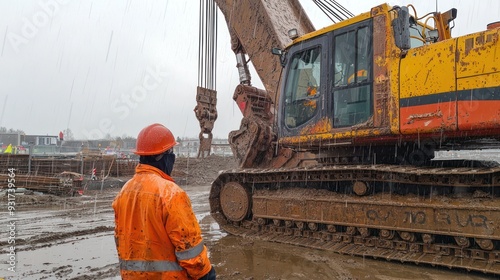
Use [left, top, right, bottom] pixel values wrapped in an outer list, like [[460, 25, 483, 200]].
[[113, 164, 212, 279]]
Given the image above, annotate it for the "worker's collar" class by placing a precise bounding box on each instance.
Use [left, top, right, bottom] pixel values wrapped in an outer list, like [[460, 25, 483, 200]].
[[135, 163, 175, 182]]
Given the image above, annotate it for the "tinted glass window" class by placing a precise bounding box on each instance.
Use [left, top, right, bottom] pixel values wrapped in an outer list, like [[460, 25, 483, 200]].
[[284, 47, 321, 128], [333, 26, 372, 127]]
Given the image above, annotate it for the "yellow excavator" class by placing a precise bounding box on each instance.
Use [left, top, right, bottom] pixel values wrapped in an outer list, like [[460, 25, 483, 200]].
[[195, 0, 500, 274]]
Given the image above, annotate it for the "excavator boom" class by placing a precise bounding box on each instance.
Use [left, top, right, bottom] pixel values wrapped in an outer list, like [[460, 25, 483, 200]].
[[215, 0, 315, 102]]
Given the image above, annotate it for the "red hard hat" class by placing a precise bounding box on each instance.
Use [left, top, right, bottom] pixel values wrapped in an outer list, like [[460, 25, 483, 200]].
[[134, 123, 178, 156]]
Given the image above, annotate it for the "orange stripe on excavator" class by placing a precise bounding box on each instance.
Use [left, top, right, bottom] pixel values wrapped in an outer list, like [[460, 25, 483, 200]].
[[400, 101, 457, 135], [457, 100, 500, 130], [400, 100, 500, 134]]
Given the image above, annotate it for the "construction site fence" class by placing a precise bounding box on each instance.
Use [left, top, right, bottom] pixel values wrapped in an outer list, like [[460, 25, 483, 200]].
[[0, 154, 138, 178]]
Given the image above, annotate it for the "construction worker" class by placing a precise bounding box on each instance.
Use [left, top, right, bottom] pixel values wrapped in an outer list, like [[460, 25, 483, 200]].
[[112, 123, 215, 280]]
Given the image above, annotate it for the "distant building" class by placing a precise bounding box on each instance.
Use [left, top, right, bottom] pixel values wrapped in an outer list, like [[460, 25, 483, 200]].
[[212, 139, 232, 156], [0, 132, 25, 146], [175, 138, 232, 157], [118, 138, 137, 152], [0, 132, 26, 154], [25, 135, 59, 146], [59, 138, 137, 157]]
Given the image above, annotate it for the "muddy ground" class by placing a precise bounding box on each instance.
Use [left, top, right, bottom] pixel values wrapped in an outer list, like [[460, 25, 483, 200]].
[[0, 156, 495, 279]]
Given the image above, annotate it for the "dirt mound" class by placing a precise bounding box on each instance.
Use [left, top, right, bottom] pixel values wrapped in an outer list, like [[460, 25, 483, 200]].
[[173, 155, 238, 186], [85, 155, 238, 187]]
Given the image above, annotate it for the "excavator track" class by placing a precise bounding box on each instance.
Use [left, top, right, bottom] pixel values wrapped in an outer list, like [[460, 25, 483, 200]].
[[209, 165, 500, 275]]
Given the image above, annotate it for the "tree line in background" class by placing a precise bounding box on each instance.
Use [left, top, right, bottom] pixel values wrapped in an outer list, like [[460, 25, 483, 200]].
[[0, 127, 24, 134]]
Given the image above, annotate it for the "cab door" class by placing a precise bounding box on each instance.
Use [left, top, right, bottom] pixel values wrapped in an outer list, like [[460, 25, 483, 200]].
[[279, 35, 328, 137]]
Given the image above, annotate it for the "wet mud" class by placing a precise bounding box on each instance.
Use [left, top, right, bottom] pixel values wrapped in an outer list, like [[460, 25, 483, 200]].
[[0, 184, 494, 279]]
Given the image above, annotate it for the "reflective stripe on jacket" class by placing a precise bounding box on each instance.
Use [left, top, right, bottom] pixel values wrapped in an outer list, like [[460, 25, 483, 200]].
[[113, 164, 212, 280]]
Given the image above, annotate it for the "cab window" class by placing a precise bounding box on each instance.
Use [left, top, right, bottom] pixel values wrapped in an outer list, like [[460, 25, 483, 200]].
[[332, 26, 372, 127], [283, 47, 321, 128]]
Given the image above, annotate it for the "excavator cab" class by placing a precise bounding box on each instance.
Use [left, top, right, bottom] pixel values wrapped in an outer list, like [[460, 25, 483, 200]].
[[278, 19, 373, 137]]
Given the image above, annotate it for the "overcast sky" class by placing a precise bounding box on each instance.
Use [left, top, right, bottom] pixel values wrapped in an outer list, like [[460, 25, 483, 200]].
[[0, 0, 499, 140]]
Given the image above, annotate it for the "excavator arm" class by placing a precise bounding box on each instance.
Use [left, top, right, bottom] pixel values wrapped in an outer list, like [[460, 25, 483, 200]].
[[215, 0, 315, 101], [195, 0, 315, 166]]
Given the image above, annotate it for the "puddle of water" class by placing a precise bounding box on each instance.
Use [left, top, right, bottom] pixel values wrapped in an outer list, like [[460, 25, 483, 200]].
[[0, 233, 118, 280]]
